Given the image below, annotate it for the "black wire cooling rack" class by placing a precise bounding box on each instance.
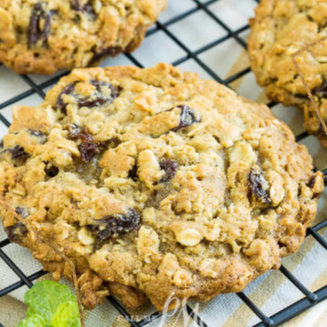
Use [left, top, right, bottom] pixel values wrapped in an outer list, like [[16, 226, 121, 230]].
[[1, 0, 327, 326]]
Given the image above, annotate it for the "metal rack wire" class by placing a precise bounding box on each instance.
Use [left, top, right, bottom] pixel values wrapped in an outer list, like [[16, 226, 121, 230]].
[[1, 0, 327, 326]]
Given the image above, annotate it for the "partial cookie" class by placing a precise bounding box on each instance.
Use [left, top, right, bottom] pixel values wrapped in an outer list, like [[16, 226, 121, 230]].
[[248, 0, 327, 146], [0, 0, 166, 74], [0, 63, 323, 311]]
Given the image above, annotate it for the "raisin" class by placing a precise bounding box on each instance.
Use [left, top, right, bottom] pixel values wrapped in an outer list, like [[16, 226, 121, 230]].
[[9, 146, 30, 162], [70, 0, 96, 19], [308, 175, 316, 188], [0, 140, 3, 149], [78, 80, 120, 108], [68, 123, 94, 142], [248, 168, 271, 204], [128, 163, 138, 181], [56, 80, 119, 113], [70, 0, 82, 10], [15, 207, 29, 219], [28, 3, 52, 48], [278, 240, 287, 249], [294, 93, 309, 99], [307, 15, 314, 22], [160, 159, 178, 183], [168, 105, 201, 132], [43, 12, 51, 43], [87, 208, 140, 249], [78, 141, 100, 163], [68, 123, 84, 140], [29, 129, 47, 144], [29, 129, 45, 137], [6, 222, 28, 243], [67, 124, 101, 163], [56, 82, 77, 114], [312, 80, 327, 98], [307, 173, 322, 199], [83, 3, 96, 19], [45, 163, 59, 177], [91, 46, 122, 64]]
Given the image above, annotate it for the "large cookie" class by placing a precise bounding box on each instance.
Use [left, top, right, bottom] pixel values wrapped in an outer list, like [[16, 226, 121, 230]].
[[0, 63, 323, 311], [0, 0, 166, 74], [248, 0, 327, 146]]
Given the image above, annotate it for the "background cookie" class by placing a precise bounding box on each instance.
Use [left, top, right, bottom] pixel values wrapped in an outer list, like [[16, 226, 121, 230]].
[[0, 0, 166, 74], [0, 63, 323, 311], [248, 0, 327, 146]]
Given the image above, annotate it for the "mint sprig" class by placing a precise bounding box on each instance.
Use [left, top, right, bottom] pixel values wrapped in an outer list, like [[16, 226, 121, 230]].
[[17, 280, 81, 327]]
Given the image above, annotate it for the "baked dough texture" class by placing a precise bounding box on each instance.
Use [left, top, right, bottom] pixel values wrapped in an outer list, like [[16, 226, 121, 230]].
[[0, 63, 323, 311], [248, 0, 327, 146], [0, 0, 166, 74]]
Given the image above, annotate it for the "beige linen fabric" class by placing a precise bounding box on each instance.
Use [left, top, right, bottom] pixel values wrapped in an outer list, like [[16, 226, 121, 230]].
[[1, 1, 327, 326]]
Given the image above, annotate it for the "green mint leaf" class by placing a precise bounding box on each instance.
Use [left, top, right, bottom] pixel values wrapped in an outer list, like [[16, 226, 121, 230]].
[[52, 301, 81, 327], [17, 314, 48, 327], [24, 280, 76, 324]]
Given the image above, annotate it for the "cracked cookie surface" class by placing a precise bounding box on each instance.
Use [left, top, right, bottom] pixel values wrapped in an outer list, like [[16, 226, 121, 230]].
[[0, 0, 166, 74], [248, 0, 327, 146], [0, 63, 323, 311]]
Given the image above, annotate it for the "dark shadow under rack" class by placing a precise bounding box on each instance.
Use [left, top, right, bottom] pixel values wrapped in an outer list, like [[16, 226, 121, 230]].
[[1, 0, 327, 326]]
